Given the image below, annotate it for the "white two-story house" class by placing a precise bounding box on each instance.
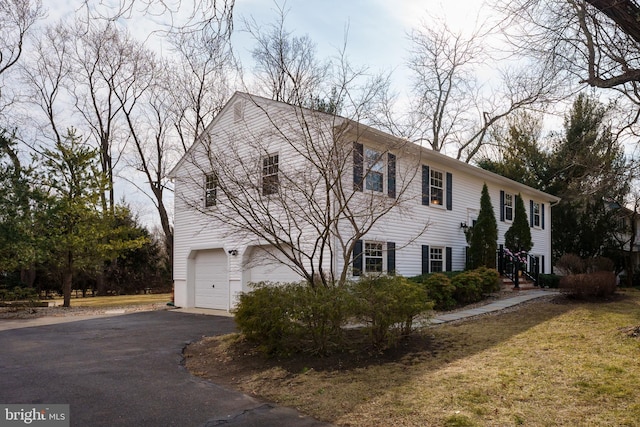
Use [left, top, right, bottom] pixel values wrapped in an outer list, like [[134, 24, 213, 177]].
[[169, 92, 560, 310]]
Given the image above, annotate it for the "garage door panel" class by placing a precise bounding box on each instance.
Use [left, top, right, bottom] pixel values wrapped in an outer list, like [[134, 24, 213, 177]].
[[195, 249, 228, 309]]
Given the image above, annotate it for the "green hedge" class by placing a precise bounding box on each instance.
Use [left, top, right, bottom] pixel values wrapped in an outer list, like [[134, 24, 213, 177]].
[[234, 276, 433, 355], [410, 268, 501, 309]]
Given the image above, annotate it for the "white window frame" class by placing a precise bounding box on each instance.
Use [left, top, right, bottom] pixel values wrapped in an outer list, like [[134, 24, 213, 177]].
[[504, 192, 514, 222], [430, 169, 444, 206], [364, 147, 385, 193], [364, 241, 385, 273], [262, 153, 279, 196], [532, 201, 541, 228], [205, 173, 218, 207], [430, 247, 444, 273]]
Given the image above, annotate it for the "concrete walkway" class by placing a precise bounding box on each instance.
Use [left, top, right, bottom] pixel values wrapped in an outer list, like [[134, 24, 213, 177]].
[[429, 289, 557, 324]]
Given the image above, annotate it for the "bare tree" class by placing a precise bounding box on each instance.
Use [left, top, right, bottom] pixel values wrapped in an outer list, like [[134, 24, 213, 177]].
[[69, 20, 135, 212], [179, 33, 428, 285], [370, 15, 561, 163], [494, 0, 640, 98], [182, 95, 425, 287], [0, 0, 44, 117], [242, 1, 330, 105], [80, 0, 235, 41], [167, 19, 237, 153], [20, 23, 74, 148], [0, 0, 43, 78]]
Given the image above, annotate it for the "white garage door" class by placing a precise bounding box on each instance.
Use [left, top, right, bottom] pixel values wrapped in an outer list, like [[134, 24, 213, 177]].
[[246, 246, 300, 285], [194, 249, 228, 309]]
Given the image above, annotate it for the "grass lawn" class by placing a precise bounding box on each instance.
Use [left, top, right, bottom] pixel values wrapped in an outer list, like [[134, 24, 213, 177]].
[[53, 293, 173, 308], [186, 289, 640, 426]]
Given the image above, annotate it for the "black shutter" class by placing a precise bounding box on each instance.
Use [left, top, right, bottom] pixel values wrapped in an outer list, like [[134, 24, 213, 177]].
[[422, 245, 429, 275], [530, 199, 534, 227], [500, 190, 505, 222], [446, 172, 453, 211], [353, 142, 363, 192], [387, 242, 396, 275], [387, 153, 396, 198], [353, 240, 363, 276], [542, 255, 545, 274], [542, 203, 545, 230], [422, 165, 430, 205], [446, 247, 452, 272]]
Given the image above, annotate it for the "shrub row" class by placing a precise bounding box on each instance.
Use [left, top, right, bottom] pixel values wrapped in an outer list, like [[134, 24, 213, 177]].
[[410, 267, 501, 310], [234, 275, 433, 356]]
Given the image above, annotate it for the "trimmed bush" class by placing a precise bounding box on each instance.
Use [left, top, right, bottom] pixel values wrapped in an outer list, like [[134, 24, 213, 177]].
[[349, 275, 433, 348], [559, 271, 617, 299], [451, 271, 484, 305], [233, 281, 353, 356], [420, 273, 456, 310], [288, 284, 351, 355], [233, 282, 299, 355], [475, 267, 501, 294]]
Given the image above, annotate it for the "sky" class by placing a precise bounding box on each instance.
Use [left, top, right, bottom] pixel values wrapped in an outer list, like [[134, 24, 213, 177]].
[[52, 0, 487, 92], [231, 0, 486, 90]]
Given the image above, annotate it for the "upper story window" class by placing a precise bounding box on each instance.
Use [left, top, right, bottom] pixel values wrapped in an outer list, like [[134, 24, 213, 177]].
[[262, 153, 279, 196], [504, 193, 513, 221], [532, 201, 541, 227], [430, 169, 444, 206], [422, 165, 452, 210], [205, 173, 218, 207], [365, 148, 384, 193], [364, 241, 384, 273]]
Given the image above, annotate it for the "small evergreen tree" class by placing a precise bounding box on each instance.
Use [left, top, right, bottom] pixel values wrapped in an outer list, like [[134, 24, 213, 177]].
[[504, 194, 532, 253], [467, 183, 498, 269]]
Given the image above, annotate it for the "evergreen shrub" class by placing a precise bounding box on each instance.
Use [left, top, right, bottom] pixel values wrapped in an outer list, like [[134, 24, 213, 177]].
[[349, 275, 432, 348]]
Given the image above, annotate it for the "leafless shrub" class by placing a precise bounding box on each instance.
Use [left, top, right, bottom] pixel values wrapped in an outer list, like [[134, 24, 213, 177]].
[[559, 271, 616, 299]]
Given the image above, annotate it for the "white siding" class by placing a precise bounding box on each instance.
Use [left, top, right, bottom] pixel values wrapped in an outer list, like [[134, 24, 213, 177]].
[[171, 92, 559, 308]]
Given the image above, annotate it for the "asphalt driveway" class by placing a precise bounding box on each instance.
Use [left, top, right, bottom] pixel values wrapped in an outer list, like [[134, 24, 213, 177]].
[[0, 310, 331, 426]]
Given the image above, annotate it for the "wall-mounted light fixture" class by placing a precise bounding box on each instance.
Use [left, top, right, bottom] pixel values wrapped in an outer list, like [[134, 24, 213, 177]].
[[228, 249, 238, 256], [460, 222, 468, 231]]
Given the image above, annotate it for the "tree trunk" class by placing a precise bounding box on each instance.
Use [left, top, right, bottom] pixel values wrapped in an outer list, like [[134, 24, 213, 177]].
[[63, 270, 73, 308], [63, 251, 73, 307]]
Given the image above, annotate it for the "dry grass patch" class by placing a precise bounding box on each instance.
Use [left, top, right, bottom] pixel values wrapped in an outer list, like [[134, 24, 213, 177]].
[[53, 293, 173, 308], [185, 290, 640, 426]]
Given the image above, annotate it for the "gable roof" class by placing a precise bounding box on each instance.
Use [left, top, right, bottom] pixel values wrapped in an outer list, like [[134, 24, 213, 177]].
[[169, 91, 560, 204]]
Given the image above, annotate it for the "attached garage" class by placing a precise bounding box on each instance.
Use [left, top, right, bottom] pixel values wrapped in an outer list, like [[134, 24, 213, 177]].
[[194, 249, 229, 310]]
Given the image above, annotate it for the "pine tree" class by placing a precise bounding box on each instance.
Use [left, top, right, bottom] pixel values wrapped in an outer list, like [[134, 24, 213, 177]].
[[467, 183, 498, 269]]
